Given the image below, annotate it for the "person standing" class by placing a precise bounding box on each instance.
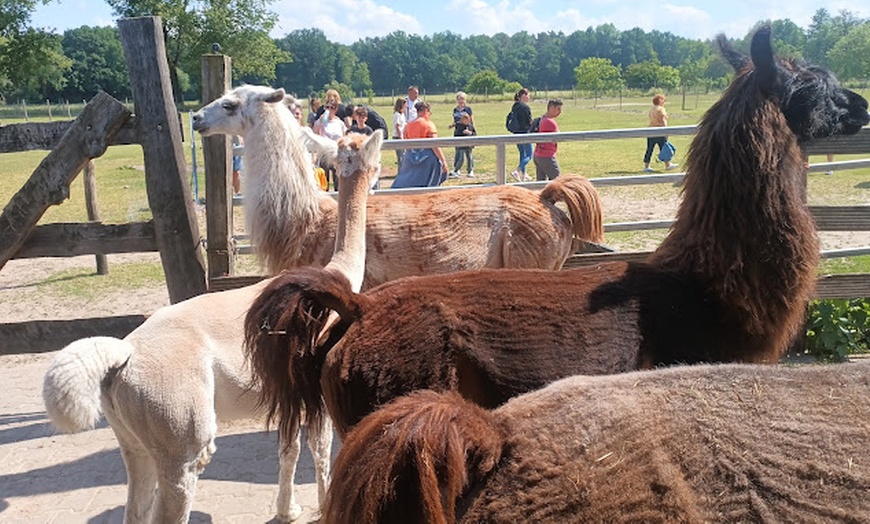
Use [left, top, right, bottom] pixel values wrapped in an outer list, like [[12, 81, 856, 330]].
[[392, 101, 449, 188], [509, 88, 533, 181], [347, 105, 374, 135], [533, 99, 563, 181], [306, 97, 322, 128], [393, 97, 408, 167], [449, 113, 476, 178], [231, 135, 243, 196], [315, 89, 353, 127], [315, 99, 347, 190], [642, 94, 678, 172], [405, 85, 421, 123], [448, 91, 475, 178], [352, 104, 388, 137]]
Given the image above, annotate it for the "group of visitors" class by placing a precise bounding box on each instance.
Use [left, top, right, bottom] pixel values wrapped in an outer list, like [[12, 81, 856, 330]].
[[308, 88, 390, 190], [302, 84, 682, 191]]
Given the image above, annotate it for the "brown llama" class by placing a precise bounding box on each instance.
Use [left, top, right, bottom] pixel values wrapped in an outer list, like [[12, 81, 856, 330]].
[[244, 26, 870, 440], [323, 361, 870, 523], [191, 85, 604, 284]]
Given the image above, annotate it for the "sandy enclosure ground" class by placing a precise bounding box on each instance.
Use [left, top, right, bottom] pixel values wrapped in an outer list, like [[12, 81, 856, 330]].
[[0, 181, 868, 327]]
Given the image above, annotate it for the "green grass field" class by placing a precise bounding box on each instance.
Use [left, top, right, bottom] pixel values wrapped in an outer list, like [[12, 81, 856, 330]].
[[3, 90, 869, 293]]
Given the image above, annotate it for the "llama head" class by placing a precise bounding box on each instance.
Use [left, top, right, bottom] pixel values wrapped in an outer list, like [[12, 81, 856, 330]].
[[336, 130, 383, 191], [192, 85, 287, 137], [717, 26, 869, 142]]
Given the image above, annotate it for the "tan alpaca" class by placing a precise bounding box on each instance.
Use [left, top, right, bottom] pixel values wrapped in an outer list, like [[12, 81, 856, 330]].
[[191, 85, 604, 281], [41, 131, 384, 523]]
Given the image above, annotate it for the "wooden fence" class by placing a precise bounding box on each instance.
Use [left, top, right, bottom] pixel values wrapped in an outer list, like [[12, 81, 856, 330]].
[[211, 126, 870, 301], [0, 17, 206, 354]]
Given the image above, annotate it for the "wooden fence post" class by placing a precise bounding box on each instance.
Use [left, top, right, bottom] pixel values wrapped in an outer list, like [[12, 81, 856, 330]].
[[118, 16, 207, 303], [201, 53, 234, 280], [82, 160, 109, 274]]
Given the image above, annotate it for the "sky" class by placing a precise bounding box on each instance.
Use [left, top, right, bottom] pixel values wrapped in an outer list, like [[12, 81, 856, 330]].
[[31, 0, 869, 45]]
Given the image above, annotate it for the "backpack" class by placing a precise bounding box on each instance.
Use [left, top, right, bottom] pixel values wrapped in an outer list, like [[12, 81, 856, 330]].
[[506, 109, 520, 133], [658, 141, 676, 162], [529, 116, 542, 133]]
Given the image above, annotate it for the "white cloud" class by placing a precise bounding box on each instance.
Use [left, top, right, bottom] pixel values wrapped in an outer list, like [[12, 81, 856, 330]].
[[444, 0, 550, 36], [271, 0, 423, 43]]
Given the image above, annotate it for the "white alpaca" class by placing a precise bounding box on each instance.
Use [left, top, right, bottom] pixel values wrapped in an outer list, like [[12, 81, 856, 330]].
[[42, 131, 384, 523], [192, 85, 605, 282]]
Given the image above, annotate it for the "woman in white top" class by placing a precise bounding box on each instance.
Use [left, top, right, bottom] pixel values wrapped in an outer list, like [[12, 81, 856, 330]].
[[393, 97, 408, 167], [315, 101, 347, 189]]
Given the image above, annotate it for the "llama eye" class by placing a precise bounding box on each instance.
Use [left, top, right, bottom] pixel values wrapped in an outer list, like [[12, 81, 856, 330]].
[[222, 101, 239, 113]]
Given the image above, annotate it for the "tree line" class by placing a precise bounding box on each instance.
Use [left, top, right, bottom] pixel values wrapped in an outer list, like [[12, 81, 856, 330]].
[[2, 1, 868, 106]]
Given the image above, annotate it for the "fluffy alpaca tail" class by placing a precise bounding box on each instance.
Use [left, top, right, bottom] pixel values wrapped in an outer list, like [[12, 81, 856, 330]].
[[323, 390, 504, 524], [244, 267, 363, 445], [43, 336, 134, 433], [539, 174, 604, 245]]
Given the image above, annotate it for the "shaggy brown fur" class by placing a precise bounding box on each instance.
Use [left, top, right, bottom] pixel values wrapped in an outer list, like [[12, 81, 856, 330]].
[[323, 361, 870, 523], [245, 27, 870, 440]]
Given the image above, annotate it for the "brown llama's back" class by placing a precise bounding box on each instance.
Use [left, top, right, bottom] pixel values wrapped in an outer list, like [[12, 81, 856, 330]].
[[244, 25, 870, 445], [325, 361, 870, 523]]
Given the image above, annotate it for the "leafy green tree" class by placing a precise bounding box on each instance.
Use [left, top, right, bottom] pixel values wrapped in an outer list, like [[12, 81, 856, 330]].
[[769, 19, 806, 58], [619, 27, 656, 67], [320, 81, 353, 103], [350, 61, 373, 98], [805, 9, 863, 67], [0, 0, 71, 101], [495, 31, 537, 87], [275, 29, 336, 97], [574, 57, 622, 104], [465, 34, 498, 73], [533, 31, 565, 88], [351, 31, 412, 93], [465, 69, 510, 95], [57, 25, 129, 100], [591, 24, 622, 64], [827, 23, 870, 80], [106, 0, 288, 103], [625, 60, 680, 91]]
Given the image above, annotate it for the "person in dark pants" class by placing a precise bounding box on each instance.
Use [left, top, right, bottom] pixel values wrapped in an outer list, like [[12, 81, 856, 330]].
[[643, 94, 678, 172], [509, 88, 533, 181]]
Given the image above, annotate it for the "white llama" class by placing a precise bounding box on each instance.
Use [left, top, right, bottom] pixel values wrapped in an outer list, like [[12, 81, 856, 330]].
[[41, 131, 384, 523], [192, 84, 605, 282]]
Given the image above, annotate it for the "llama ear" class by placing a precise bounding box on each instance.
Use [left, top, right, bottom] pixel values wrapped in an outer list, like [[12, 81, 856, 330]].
[[363, 129, 384, 158], [716, 33, 749, 72], [749, 26, 779, 93], [263, 88, 286, 104]]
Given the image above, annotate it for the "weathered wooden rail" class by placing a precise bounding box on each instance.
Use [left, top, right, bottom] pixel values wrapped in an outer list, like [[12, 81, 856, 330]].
[[0, 16, 205, 354]]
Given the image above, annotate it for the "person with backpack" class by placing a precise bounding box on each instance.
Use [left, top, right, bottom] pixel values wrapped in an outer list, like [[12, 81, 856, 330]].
[[642, 94, 678, 172], [532, 99, 563, 181], [507, 88, 533, 181]]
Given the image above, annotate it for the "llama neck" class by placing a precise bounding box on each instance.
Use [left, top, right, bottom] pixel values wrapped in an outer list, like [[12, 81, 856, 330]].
[[650, 98, 818, 339], [325, 172, 369, 293], [244, 104, 331, 274]]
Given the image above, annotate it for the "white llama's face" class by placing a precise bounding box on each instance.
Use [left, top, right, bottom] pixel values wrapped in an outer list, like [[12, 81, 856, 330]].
[[191, 85, 286, 137], [336, 130, 383, 189]]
